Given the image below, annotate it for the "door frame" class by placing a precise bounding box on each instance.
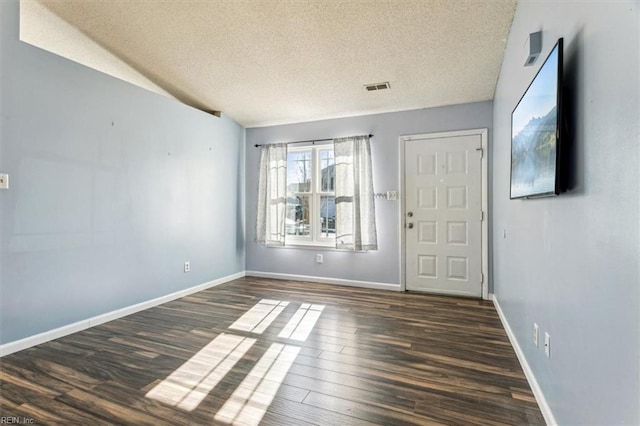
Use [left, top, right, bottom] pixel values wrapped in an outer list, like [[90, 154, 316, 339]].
[[399, 128, 489, 299]]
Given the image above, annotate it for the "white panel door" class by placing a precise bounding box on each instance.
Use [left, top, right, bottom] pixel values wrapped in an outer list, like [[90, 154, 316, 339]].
[[405, 134, 483, 297]]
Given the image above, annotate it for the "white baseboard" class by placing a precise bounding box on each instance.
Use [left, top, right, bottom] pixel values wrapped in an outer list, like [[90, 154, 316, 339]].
[[246, 270, 401, 292], [0, 271, 246, 357], [492, 294, 557, 426]]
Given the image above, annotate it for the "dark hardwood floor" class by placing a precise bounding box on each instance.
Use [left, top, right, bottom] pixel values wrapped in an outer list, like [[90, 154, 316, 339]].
[[0, 277, 545, 425]]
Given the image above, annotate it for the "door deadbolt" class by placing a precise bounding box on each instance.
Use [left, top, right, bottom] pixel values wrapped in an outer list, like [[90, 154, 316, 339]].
[[407, 212, 413, 217]]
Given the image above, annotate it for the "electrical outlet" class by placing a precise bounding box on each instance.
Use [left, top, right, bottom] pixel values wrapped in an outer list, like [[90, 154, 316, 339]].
[[386, 191, 398, 200], [184, 261, 190, 273], [544, 332, 551, 358], [533, 323, 539, 347], [0, 174, 8, 189], [316, 254, 323, 264]]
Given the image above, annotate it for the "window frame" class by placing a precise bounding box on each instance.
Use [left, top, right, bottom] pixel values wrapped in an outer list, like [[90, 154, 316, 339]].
[[285, 145, 336, 248]]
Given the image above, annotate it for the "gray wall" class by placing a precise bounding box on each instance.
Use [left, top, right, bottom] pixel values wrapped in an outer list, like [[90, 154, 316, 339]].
[[1, 0, 245, 344], [246, 103, 492, 287], [492, 1, 639, 424]]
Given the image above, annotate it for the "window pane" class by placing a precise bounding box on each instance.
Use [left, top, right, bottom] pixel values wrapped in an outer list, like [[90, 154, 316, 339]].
[[285, 195, 310, 236], [287, 152, 312, 193], [319, 150, 334, 192], [319, 196, 335, 238]]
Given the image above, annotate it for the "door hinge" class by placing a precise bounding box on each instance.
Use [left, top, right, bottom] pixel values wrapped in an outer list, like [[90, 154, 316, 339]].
[[481, 273, 484, 283], [480, 211, 484, 221], [476, 147, 484, 158]]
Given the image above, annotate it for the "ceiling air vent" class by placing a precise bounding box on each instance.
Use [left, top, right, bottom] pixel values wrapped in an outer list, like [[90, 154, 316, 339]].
[[365, 82, 390, 91]]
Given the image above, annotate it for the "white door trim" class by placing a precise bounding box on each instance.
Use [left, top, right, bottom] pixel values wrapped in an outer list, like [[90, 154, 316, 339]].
[[399, 128, 489, 299]]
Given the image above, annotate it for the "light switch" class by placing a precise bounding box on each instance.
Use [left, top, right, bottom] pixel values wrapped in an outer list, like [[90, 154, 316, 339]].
[[0, 174, 8, 189]]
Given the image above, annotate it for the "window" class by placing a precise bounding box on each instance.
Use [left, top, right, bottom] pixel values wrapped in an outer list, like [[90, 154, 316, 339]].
[[285, 146, 335, 246], [256, 135, 376, 251]]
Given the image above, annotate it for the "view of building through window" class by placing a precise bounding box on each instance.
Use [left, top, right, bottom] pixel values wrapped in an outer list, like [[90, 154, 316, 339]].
[[285, 146, 335, 244]]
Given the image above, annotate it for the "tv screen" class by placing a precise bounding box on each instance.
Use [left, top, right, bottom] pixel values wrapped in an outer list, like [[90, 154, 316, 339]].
[[510, 38, 563, 199]]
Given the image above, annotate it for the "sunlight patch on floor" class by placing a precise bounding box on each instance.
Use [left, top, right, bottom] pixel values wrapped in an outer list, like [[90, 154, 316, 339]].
[[228, 299, 289, 334], [278, 303, 325, 341], [146, 299, 325, 419], [145, 333, 255, 411], [214, 343, 301, 426]]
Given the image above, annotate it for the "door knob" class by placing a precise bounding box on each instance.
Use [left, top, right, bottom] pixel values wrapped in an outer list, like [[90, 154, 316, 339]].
[[407, 211, 413, 217], [406, 222, 414, 229]]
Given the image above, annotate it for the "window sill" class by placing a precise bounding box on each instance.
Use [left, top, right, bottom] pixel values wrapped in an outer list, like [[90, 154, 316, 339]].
[[284, 241, 336, 250], [265, 242, 366, 253]]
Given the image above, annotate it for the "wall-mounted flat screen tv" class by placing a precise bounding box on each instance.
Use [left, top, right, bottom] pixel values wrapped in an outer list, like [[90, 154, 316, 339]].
[[510, 38, 563, 199]]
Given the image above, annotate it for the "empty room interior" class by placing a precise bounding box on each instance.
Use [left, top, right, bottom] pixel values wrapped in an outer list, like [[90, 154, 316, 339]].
[[1, 0, 639, 425]]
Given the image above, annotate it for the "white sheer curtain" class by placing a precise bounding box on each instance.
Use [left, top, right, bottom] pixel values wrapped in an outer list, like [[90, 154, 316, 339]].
[[256, 143, 287, 247], [334, 135, 378, 251]]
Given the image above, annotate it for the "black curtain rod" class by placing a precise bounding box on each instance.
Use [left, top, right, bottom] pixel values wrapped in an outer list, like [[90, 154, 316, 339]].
[[254, 134, 373, 148]]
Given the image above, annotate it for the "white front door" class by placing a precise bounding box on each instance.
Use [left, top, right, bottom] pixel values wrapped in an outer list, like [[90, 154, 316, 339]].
[[404, 132, 484, 297]]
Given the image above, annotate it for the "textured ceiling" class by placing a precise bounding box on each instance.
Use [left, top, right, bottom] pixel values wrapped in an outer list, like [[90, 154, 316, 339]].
[[36, 0, 517, 128]]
